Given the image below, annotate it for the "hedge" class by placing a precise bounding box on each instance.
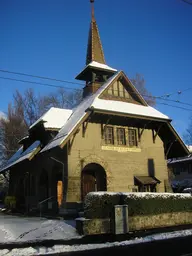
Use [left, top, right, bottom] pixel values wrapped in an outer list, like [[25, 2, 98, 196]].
[[84, 192, 192, 218]]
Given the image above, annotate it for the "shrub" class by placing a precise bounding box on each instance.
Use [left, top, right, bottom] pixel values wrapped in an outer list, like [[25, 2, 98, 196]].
[[84, 192, 122, 218], [4, 196, 16, 210], [123, 192, 192, 216], [84, 192, 192, 218]]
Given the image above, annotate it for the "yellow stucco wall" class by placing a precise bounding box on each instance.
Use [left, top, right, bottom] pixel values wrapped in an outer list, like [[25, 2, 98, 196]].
[[67, 122, 168, 202]]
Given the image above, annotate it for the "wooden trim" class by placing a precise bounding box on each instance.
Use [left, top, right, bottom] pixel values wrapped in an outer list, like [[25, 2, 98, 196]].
[[101, 118, 111, 139], [68, 130, 79, 155], [93, 109, 171, 123], [152, 124, 163, 143], [167, 123, 189, 155], [59, 112, 90, 149], [82, 112, 93, 137], [120, 71, 148, 106], [29, 146, 41, 161], [165, 140, 177, 158]]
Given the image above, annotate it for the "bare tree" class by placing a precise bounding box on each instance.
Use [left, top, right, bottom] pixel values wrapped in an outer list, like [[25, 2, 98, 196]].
[[0, 88, 83, 163], [184, 116, 192, 145], [131, 73, 156, 106], [181, 0, 192, 5]]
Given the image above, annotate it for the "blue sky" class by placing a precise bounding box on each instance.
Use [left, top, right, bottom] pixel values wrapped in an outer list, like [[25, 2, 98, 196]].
[[0, 0, 192, 139]]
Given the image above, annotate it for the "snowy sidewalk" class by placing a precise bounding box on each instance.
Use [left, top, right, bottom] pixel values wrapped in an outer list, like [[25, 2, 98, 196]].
[[0, 214, 80, 243], [0, 228, 192, 255]]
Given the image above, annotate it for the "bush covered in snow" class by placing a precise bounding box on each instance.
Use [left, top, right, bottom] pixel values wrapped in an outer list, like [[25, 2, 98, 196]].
[[84, 192, 192, 218]]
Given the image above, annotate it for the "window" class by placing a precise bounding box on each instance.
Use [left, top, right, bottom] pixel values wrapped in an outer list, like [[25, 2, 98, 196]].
[[117, 128, 126, 145], [128, 129, 137, 147], [104, 127, 114, 145], [107, 81, 130, 99]]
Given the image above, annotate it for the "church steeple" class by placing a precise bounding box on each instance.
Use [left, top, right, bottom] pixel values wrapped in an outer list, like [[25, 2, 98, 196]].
[[76, 0, 117, 98], [86, 0, 105, 65]]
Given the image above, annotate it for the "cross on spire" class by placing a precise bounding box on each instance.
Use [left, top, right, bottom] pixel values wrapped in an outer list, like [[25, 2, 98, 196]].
[[90, 0, 95, 21]]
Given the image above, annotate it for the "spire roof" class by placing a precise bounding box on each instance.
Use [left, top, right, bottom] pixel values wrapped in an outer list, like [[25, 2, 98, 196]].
[[86, 0, 105, 65]]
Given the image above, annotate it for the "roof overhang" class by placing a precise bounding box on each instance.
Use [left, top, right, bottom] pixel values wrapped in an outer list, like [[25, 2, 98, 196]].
[[134, 176, 161, 185], [76, 63, 117, 81], [0, 141, 41, 173]]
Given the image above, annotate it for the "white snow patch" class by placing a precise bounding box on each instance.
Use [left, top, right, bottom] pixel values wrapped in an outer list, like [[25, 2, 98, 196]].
[[17, 219, 79, 241], [87, 191, 192, 199], [92, 98, 169, 120], [187, 145, 192, 153], [1, 229, 192, 255], [30, 107, 72, 130], [88, 61, 117, 72]]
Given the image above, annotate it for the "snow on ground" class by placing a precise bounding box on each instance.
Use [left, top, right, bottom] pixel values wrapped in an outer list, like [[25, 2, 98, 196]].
[[17, 219, 79, 241], [0, 215, 79, 243], [0, 228, 192, 255]]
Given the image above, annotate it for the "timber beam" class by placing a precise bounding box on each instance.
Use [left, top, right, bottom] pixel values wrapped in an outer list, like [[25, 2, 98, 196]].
[[68, 129, 80, 155], [101, 118, 111, 139], [165, 139, 177, 158], [82, 111, 94, 137], [138, 121, 152, 142], [152, 124, 164, 143]]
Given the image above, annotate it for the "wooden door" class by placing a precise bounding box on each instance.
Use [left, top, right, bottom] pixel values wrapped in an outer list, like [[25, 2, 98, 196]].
[[57, 181, 63, 207], [82, 173, 96, 200]]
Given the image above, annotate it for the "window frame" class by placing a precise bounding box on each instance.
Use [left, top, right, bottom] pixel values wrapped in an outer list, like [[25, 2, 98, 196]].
[[128, 128, 137, 147], [116, 127, 126, 145], [104, 126, 114, 145]]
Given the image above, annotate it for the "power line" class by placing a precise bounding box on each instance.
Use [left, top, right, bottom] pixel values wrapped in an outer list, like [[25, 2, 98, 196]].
[[0, 69, 84, 86], [160, 87, 192, 98], [156, 101, 192, 112], [154, 97, 192, 108], [1, 75, 192, 112], [1, 68, 192, 104], [0, 76, 82, 91]]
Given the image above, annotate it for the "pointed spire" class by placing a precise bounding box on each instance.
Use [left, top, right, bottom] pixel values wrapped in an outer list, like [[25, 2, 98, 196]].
[[91, 0, 95, 21], [86, 0, 106, 65]]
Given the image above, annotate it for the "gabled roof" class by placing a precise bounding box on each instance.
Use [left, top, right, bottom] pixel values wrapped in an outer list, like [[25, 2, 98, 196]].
[[29, 107, 72, 130], [41, 71, 172, 153]]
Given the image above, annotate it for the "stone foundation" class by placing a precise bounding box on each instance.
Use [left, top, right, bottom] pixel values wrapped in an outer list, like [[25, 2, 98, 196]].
[[76, 212, 192, 235]]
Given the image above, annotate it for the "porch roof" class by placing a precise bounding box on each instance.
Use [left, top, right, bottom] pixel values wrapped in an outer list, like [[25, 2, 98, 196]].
[[134, 176, 161, 185], [0, 140, 41, 173]]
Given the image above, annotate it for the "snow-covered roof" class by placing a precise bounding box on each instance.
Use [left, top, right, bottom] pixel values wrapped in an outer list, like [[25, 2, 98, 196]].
[[0, 141, 41, 173], [29, 107, 72, 130], [75, 61, 117, 80], [88, 61, 117, 72], [168, 154, 192, 164], [41, 71, 170, 153], [92, 98, 169, 120], [187, 145, 192, 153]]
